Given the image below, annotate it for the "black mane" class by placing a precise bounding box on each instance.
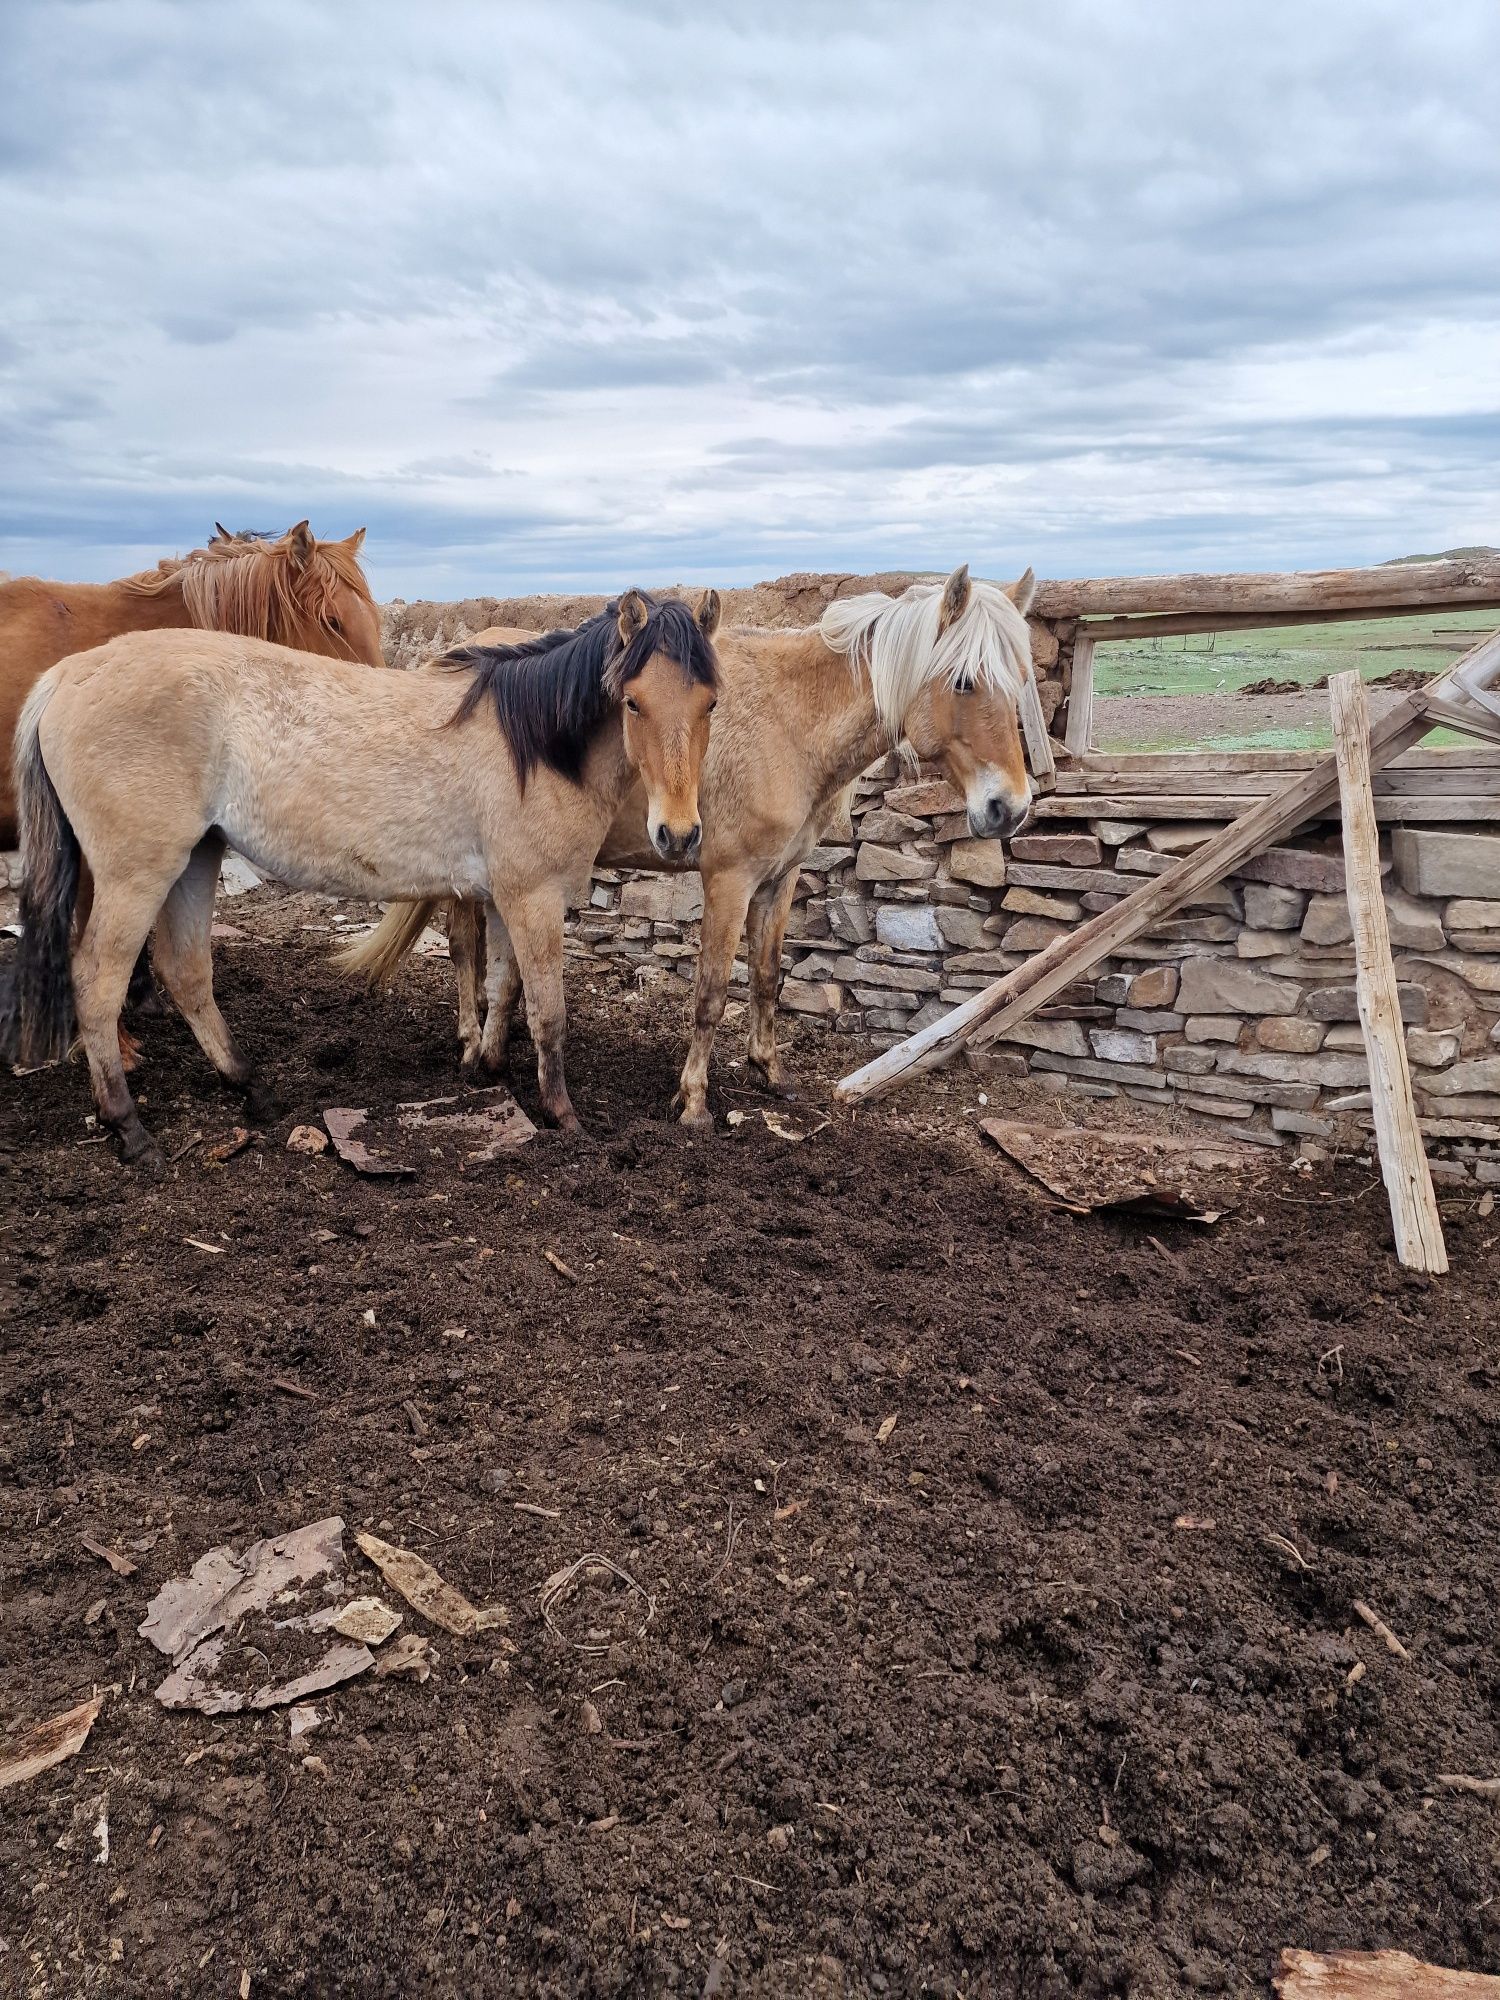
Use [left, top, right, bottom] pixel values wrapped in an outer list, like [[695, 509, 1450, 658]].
[[442, 593, 718, 787]]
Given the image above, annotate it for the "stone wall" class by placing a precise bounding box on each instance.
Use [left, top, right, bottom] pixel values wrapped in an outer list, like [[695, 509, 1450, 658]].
[[564, 773, 1500, 1180]]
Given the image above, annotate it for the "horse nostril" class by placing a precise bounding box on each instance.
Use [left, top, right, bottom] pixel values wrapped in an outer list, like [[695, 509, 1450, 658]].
[[684, 823, 702, 855]]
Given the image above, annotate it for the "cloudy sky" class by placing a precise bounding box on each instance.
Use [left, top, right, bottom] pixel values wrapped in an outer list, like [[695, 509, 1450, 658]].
[[2, 0, 1497, 599]]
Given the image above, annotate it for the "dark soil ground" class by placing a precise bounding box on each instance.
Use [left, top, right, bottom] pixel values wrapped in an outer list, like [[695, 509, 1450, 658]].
[[3, 891, 1499, 1999]]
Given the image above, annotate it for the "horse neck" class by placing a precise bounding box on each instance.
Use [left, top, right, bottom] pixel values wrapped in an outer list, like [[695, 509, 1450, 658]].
[[577, 712, 634, 816], [28, 573, 194, 655], [766, 626, 889, 790]]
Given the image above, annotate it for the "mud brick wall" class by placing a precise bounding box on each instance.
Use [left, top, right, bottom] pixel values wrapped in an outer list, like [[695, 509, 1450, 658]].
[[567, 785, 1500, 1179]]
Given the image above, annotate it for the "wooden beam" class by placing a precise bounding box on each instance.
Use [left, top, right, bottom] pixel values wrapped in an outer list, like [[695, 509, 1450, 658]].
[[1031, 556, 1500, 622], [1015, 671, 1056, 791], [1275, 1948, 1500, 1998], [1078, 604, 1498, 643], [1063, 635, 1095, 758], [1329, 671, 1447, 1275]]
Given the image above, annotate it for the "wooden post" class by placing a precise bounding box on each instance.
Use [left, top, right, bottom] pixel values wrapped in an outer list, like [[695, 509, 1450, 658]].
[[1016, 672, 1056, 791], [1275, 1948, 1500, 1997], [1063, 634, 1095, 759], [835, 628, 1500, 1106], [1329, 671, 1447, 1273]]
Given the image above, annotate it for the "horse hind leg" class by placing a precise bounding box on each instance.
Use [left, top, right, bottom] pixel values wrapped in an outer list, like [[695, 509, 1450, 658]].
[[72, 871, 181, 1169], [476, 904, 524, 1075], [150, 836, 269, 1116], [497, 889, 578, 1130], [445, 898, 491, 1067], [745, 868, 799, 1096]]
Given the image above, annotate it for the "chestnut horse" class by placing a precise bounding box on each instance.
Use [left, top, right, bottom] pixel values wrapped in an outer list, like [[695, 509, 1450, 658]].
[[343, 565, 1036, 1126], [0, 522, 384, 844], [9, 592, 720, 1164]]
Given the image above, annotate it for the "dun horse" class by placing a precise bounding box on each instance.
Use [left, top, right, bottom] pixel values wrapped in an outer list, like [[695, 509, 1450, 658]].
[[9, 592, 720, 1164], [344, 566, 1036, 1126], [0, 522, 384, 845]]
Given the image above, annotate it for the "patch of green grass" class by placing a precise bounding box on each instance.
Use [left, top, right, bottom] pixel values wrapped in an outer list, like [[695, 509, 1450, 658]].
[[1094, 607, 1496, 700]]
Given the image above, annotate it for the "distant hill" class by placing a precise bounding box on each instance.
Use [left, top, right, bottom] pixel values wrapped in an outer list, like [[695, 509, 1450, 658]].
[[1383, 546, 1499, 565]]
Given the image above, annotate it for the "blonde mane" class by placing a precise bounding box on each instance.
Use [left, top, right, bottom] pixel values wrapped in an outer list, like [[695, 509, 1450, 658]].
[[819, 577, 1031, 745], [123, 529, 374, 654]]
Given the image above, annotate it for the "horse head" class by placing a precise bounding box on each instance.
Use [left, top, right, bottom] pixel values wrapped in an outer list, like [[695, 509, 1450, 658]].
[[265, 522, 385, 667], [901, 565, 1036, 840], [609, 589, 721, 863]]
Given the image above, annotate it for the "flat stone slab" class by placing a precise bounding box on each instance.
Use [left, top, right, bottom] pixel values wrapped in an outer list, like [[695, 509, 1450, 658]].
[[1393, 828, 1500, 899]]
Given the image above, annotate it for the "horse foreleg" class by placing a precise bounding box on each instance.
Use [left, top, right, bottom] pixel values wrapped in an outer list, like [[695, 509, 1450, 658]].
[[498, 891, 577, 1130], [673, 868, 756, 1131], [446, 899, 489, 1066], [476, 904, 524, 1075], [744, 868, 799, 1095]]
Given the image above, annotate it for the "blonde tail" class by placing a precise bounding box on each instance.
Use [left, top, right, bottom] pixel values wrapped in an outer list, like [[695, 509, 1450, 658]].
[[333, 897, 443, 988]]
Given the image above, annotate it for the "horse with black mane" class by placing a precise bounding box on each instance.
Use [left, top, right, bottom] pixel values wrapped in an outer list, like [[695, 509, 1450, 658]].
[[8, 590, 720, 1164]]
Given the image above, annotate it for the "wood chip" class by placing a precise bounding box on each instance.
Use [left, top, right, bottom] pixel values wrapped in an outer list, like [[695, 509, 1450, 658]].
[[81, 1536, 137, 1576], [0, 1694, 104, 1792], [513, 1502, 562, 1520], [1433, 1773, 1500, 1799], [1352, 1597, 1410, 1659], [875, 1415, 897, 1444], [543, 1250, 580, 1283], [268, 1376, 316, 1403], [1275, 1946, 1500, 1995], [355, 1531, 507, 1637], [1173, 1515, 1216, 1531], [184, 1237, 226, 1255]]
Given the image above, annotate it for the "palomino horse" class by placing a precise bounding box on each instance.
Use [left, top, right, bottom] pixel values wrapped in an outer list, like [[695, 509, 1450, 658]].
[[9, 591, 720, 1164], [344, 565, 1036, 1127], [0, 522, 384, 845]]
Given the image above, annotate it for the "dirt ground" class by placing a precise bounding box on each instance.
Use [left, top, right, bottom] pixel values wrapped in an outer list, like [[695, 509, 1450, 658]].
[[3, 890, 1499, 1999]]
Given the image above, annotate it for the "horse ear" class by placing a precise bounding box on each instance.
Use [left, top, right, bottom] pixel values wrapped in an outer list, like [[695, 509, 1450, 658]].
[[286, 520, 315, 568], [342, 527, 367, 556], [1005, 566, 1037, 616], [617, 590, 649, 645], [213, 521, 231, 542], [938, 564, 971, 633], [697, 588, 722, 640]]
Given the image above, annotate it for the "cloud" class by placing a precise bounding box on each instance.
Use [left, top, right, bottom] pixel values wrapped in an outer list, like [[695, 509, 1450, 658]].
[[1, 0, 1497, 596]]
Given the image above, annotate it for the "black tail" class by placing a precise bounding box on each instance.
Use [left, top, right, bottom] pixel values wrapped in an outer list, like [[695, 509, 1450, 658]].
[[5, 677, 81, 1065]]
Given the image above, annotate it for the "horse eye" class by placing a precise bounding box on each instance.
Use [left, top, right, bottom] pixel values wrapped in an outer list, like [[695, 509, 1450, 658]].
[[707, 699, 717, 714], [625, 696, 641, 715]]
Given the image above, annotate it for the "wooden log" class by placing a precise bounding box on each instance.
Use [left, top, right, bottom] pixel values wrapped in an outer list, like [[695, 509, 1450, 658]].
[[1031, 555, 1500, 622], [1330, 672, 1447, 1275], [1063, 634, 1095, 759], [1077, 604, 1500, 642], [834, 695, 1437, 1103], [1275, 1948, 1500, 1997], [1028, 793, 1500, 825], [1080, 747, 1500, 772]]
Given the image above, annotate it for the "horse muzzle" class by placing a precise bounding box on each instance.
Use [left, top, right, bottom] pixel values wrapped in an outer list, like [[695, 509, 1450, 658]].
[[652, 820, 703, 862], [967, 791, 1031, 841]]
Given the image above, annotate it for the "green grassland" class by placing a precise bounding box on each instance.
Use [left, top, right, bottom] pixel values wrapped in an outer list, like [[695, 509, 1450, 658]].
[[1093, 607, 1498, 751]]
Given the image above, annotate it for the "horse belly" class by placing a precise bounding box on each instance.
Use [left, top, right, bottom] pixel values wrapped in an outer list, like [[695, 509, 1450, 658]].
[[218, 763, 485, 904]]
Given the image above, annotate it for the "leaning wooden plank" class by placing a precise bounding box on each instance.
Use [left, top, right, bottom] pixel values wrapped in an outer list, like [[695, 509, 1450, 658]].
[[1031, 554, 1500, 622], [835, 695, 1435, 1102], [1063, 634, 1095, 759], [1274, 1947, 1500, 1997], [1330, 672, 1447, 1274]]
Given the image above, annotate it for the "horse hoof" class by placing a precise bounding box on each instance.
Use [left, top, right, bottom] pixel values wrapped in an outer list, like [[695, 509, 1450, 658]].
[[242, 1080, 280, 1128], [676, 1103, 714, 1134], [119, 1127, 165, 1174]]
